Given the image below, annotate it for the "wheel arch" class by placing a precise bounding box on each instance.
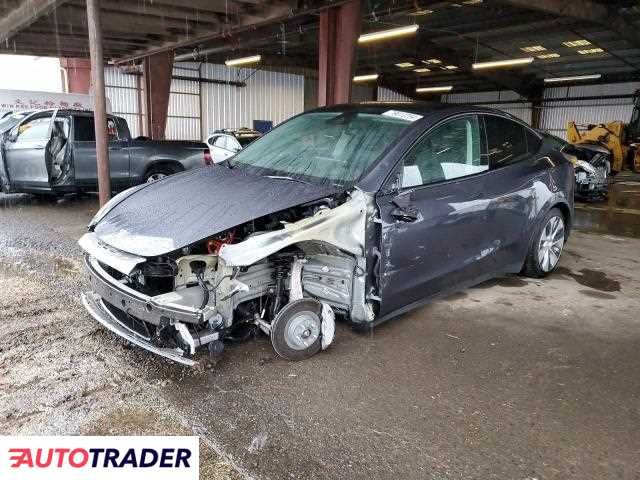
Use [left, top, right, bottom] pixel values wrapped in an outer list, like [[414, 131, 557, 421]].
[[143, 159, 185, 177]]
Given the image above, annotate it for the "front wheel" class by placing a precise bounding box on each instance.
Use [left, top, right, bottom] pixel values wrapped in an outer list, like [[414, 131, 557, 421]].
[[270, 299, 323, 361], [522, 208, 566, 278]]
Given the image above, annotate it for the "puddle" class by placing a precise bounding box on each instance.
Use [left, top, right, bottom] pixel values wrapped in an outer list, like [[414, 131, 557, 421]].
[[555, 267, 621, 292]]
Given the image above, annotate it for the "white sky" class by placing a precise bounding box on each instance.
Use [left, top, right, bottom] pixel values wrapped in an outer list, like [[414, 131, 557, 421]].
[[0, 55, 63, 92]]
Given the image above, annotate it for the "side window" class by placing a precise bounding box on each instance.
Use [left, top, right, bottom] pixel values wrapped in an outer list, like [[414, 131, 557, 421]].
[[228, 137, 241, 151], [207, 136, 216, 145], [214, 135, 228, 149], [402, 115, 485, 188], [526, 129, 542, 154], [484, 115, 527, 168], [74, 116, 95, 142], [73, 116, 118, 142], [15, 116, 52, 143]]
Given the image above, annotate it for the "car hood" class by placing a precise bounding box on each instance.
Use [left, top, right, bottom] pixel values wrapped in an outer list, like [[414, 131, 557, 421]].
[[92, 166, 340, 257]]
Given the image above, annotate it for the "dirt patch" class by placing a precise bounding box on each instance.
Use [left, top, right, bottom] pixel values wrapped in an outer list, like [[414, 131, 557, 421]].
[[556, 267, 621, 292], [474, 276, 529, 289], [578, 290, 617, 300]]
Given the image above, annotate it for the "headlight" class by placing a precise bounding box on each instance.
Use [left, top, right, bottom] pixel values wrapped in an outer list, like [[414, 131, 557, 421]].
[[574, 159, 597, 175]]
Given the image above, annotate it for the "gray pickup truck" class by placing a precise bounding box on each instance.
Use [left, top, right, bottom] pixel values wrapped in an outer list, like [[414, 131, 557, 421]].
[[0, 109, 211, 195]]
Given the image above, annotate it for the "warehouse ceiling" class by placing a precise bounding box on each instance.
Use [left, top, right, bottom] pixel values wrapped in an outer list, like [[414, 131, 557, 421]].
[[0, 0, 639, 99]]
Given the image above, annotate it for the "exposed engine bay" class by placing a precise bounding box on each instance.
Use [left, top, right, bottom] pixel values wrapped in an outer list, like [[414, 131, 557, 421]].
[[79, 189, 378, 366], [571, 147, 610, 201]]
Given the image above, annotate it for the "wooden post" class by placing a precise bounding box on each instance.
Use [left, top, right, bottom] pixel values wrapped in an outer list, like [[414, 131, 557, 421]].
[[86, 0, 111, 206]]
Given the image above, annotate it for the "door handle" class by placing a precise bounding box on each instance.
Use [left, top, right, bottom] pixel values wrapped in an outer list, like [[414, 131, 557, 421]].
[[391, 206, 419, 222]]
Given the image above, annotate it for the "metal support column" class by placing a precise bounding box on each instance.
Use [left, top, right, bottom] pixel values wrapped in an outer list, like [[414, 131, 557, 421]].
[[86, 0, 111, 206], [317, 0, 361, 107]]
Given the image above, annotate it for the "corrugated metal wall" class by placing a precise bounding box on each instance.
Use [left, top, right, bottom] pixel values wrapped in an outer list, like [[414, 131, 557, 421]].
[[443, 90, 533, 124], [104, 65, 637, 144], [104, 66, 144, 138], [164, 62, 304, 140], [539, 82, 640, 138], [166, 65, 201, 140], [377, 87, 411, 102]]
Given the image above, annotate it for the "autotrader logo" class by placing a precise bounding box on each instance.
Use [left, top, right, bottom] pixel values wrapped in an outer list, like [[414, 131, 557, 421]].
[[0, 436, 199, 480]]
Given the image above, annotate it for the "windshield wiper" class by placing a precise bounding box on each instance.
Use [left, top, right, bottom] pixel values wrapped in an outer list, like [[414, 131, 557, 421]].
[[264, 175, 312, 185]]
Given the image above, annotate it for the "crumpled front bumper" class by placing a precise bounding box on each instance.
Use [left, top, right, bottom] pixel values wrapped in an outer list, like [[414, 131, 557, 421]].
[[81, 254, 207, 366], [81, 291, 197, 366]]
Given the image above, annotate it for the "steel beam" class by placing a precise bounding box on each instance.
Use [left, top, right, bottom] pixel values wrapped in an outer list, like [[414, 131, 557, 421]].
[[317, 0, 361, 106], [143, 51, 175, 140], [503, 0, 640, 49], [0, 0, 63, 43], [86, 0, 111, 206]]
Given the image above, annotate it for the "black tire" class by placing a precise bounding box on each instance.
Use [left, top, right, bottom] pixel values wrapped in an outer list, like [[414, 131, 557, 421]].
[[143, 164, 180, 183], [270, 299, 323, 361], [522, 207, 566, 278]]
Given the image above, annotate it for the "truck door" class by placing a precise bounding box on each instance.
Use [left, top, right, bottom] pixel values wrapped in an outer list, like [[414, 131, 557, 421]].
[[72, 114, 131, 189], [2, 110, 58, 191]]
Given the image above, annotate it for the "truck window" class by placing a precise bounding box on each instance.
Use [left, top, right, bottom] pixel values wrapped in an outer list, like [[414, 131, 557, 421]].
[[74, 116, 119, 142]]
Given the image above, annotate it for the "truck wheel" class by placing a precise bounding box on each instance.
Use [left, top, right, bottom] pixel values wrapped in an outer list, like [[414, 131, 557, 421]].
[[522, 208, 565, 278], [270, 299, 323, 361], [144, 165, 178, 183]]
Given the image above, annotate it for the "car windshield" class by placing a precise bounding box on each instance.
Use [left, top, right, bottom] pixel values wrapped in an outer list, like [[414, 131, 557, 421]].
[[231, 111, 414, 185]]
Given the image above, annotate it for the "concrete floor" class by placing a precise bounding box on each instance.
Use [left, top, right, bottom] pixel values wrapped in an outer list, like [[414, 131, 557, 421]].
[[1, 176, 639, 479]]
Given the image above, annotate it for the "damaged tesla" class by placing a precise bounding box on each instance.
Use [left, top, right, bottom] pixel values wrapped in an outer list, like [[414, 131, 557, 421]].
[[79, 104, 574, 366]]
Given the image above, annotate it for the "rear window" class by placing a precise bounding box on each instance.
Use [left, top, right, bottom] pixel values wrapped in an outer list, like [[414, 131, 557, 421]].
[[484, 115, 527, 168], [74, 116, 119, 141]]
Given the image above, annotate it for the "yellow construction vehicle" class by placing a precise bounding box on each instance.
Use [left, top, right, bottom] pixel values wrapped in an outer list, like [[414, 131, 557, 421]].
[[567, 89, 640, 173]]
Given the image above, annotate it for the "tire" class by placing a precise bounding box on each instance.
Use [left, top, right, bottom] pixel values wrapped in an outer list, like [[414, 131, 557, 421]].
[[144, 164, 179, 183], [270, 298, 323, 361], [522, 208, 566, 278]]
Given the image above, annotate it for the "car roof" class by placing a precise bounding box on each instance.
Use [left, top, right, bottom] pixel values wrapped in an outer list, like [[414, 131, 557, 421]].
[[314, 101, 516, 117]]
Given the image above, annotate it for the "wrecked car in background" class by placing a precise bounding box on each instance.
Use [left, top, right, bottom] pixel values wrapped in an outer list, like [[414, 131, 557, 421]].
[[539, 130, 610, 201], [79, 104, 574, 365], [0, 109, 211, 196]]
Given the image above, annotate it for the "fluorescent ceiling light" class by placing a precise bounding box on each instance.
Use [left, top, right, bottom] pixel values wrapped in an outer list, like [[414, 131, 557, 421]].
[[424, 58, 442, 64], [416, 86, 453, 93], [563, 39, 591, 47], [472, 57, 534, 69], [537, 53, 560, 59], [444, 65, 458, 70], [353, 74, 379, 82], [544, 74, 602, 83], [414, 68, 430, 73], [521, 45, 546, 53], [395, 62, 415, 68], [225, 55, 261, 67], [577, 47, 604, 55], [358, 25, 419, 44], [462, 0, 483, 4]]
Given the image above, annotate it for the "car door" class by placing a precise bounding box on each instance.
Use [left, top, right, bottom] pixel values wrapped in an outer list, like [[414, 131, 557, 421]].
[[213, 135, 235, 162], [480, 114, 544, 269], [72, 114, 130, 188], [2, 111, 57, 191], [377, 114, 496, 316]]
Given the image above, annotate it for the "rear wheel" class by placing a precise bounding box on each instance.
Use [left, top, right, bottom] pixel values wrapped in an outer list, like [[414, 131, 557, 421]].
[[522, 208, 565, 278], [144, 164, 180, 183]]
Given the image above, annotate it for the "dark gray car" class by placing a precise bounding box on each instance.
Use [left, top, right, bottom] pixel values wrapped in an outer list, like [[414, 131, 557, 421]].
[[0, 109, 210, 195], [78, 103, 574, 365]]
